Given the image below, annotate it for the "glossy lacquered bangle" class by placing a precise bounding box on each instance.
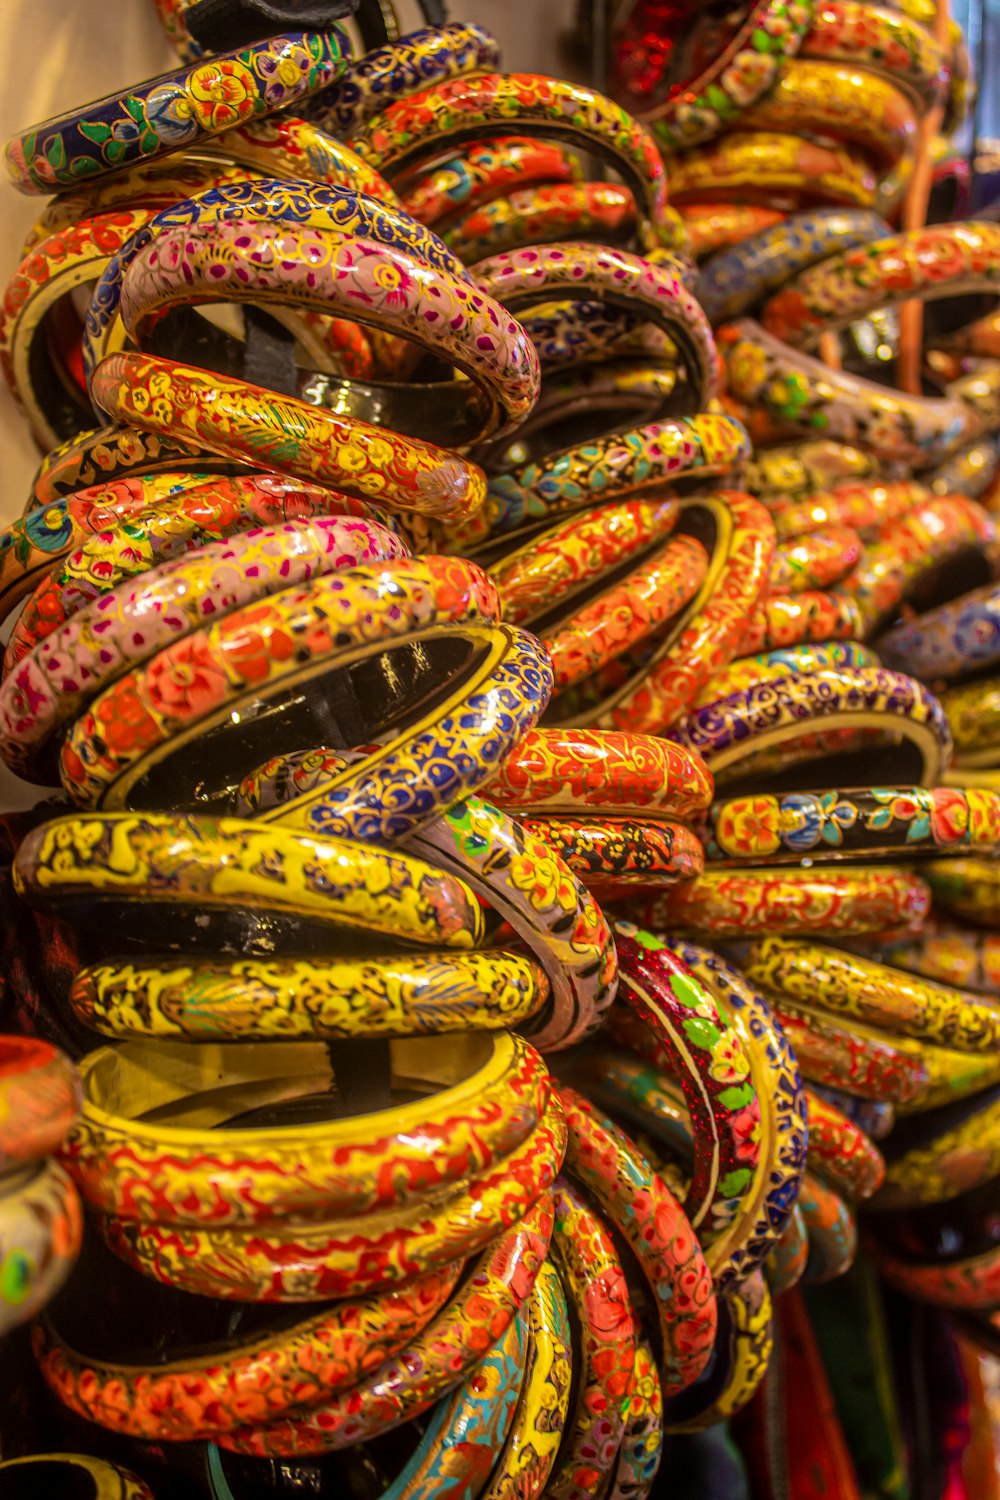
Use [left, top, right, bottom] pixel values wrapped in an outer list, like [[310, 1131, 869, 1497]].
[[737, 588, 864, 655], [0, 1455, 153, 1499], [559, 1085, 717, 1395], [0, 1037, 80, 1172], [4, 32, 349, 193], [681, 203, 786, 261], [698, 208, 892, 324], [873, 924, 1000, 994], [722, 319, 981, 469], [30, 422, 219, 503], [804, 1088, 884, 1201], [445, 182, 637, 263], [941, 676, 1000, 766], [927, 435, 1000, 501], [521, 815, 703, 891], [802, 0, 948, 109], [692, 640, 877, 708], [348, 73, 677, 252], [612, 1339, 663, 1499], [767, 1205, 809, 1292], [91, 351, 488, 520], [746, 436, 878, 499], [665, 1268, 773, 1433], [742, 60, 917, 168], [764, 477, 927, 541], [880, 580, 1000, 683], [206, 115, 399, 204], [799, 1172, 857, 1283], [219, 1194, 554, 1455], [669, 132, 881, 211], [0, 1158, 82, 1334], [769, 527, 861, 593], [636, 866, 931, 938], [877, 1239, 1000, 1312], [401, 137, 581, 229], [924, 857, 1000, 925], [871, 1085, 1000, 1212]]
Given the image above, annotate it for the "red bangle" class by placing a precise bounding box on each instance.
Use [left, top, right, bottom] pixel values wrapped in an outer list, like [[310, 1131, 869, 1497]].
[[804, 1088, 885, 1201], [401, 137, 581, 228], [737, 589, 864, 655], [0, 1038, 80, 1173]]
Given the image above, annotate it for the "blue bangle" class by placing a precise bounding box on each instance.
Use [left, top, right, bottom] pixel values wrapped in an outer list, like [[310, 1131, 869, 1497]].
[[4, 31, 349, 194], [878, 582, 1000, 683], [697, 209, 891, 324]]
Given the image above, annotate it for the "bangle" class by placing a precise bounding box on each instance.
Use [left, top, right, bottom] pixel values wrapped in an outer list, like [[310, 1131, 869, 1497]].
[[798, 1173, 857, 1284], [737, 589, 864, 654], [480, 1258, 573, 1500], [878, 1241, 1000, 1311], [0, 514, 403, 779], [92, 351, 488, 519], [611, 1339, 663, 1498], [0, 1455, 152, 1499], [489, 727, 714, 823], [307, 23, 500, 137], [0, 1037, 80, 1172], [219, 1193, 554, 1455], [208, 115, 398, 203], [445, 182, 637, 263], [635, 866, 931, 938], [681, 203, 786, 260], [694, 640, 878, 708], [668, 131, 881, 211], [769, 527, 862, 593], [941, 676, 1000, 766], [472, 244, 716, 409], [766, 1000, 930, 1105], [548, 1179, 637, 1498], [873, 1087, 1000, 1212], [746, 436, 877, 499], [872, 924, 1000, 994], [767, 1205, 809, 1293], [520, 815, 704, 891], [30, 423, 220, 504], [924, 856, 1000, 925], [708, 785, 1000, 865], [879, 580, 1000, 682], [401, 137, 581, 229], [559, 1085, 717, 1396], [4, 32, 349, 193], [927, 435, 1000, 501], [13, 810, 484, 951], [69, 948, 548, 1041], [764, 478, 927, 541], [65, 1031, 548, 1225], [721, 319, 981, 469], [665, 1270, 773, 1433], [698, 208, 892, 324], [0, 1159, 82, 1334], [117, 222, 539, 447], [802, 0, 948, 109], [804, 1088, 885, 1201], [742, 61, 917, 168], [763, 222, 1000, 349], [485, 414, 751, 535], [35, 1258, 461, 1441], [347, 73, 677, 253]]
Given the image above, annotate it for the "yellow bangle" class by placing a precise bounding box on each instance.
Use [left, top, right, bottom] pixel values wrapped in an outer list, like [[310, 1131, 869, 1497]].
[[740, 60, 918, 170], [924, 857, 1000, 927], [0, 1455, 153, 1499], [941, 675, 1000, 766], [669, 131, 881, 211]]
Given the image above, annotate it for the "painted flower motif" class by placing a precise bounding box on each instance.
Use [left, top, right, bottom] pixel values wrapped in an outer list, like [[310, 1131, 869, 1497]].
[[715, 796, 781, 857], [187, 58, 258, 132], [727, 340, 768, 393], [730, 1102, 762, 1163], [143, 84, 199, 144], [720, 50, 775, 105], [708, 1031, 750, 1085], [145, 636, 228, 720], [928, 789, 970, 845]]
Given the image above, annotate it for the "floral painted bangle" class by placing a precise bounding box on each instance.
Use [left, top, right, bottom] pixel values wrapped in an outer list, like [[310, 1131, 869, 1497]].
[[13, 810, 484, 951], [798, 1173, 857, 1284], [697, 208, 892, 324], [207, 115, 399, 203], [347, 73, 677, 252], [0, 1159, 82, 1335], [940, 676, 1000, 766], [879, 580, 1000, 683], [559, 1085, 717, 1395], [117, 222, 539, 447], [547, 1179, 637, 1500], [721, 319, 981, 469], [401, 137, 582, 229], [745, 437, 878, 499], [878, 1241, 1000, 1311], [30, 422, 221, 504], [769, 527, 862, 594], [665, 1270, 773, 1433], [767, 1205, 809, 1293], [609, 1338, 663, 1499], [803, 1088, 885, 1201], [764, 478, 927, 541], [635, 866, 931, 939], [0, 1455, 153, 1499], [668, 132, 881, 211], [489, 726, 714, 823], [472, 244, 716, 408], [4, 32, 349, 193], [737, 589, 864, 655], [742, 60, 917, 168], [92, 351, 488, 519], [0, 1037, 80, 1173], [444, 182, 637, 263], [681, 203, 786, 261], [521, 815, 704, 892], [802, 0, 948, 109], [924, 857, 1000, 926], [872, 924, 1000, 994], [219, 1194, 554, 1457], [692, 640, 878, 709], [770, 1002, 928, 1105], [307, 23, 500, 138], [484, 414, 750, 535], [871, 1084, 1000, 1213]]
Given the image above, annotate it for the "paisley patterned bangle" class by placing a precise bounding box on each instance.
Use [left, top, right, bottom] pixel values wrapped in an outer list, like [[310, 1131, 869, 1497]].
[[872, 1085, 1000, 1211], [635, 866, 932, 938], [401, 137, 582, 229], [0, 1455, 152, 1499], [668, 131, 881, 211], [681, 203, 786, 261], [0, 1037, 80, 1173], [879, 581, 1000, 683], [547, 1179, 637, 1499], [941, 676, 1000, 766], [520, 815, 704, 891], [698, 208, 892, 324], [445, 181, 637, 263], [473, 244, 716, 409], [12, 810, 484, 951], [559, 1085, 717, 1395], [707, 786, 1000, 865], [804, 1088, 885, 1201], [764, 478, 927, 541], [91, 351, 488, 520], [4, 32, 350, 193], [721, 318, 981, 469], [737, 588, 864, 655], [742, 60, 917, 168], [799, 1172, 857, 1283], [0, 1158, 82, 1335], [769, 527, 862, 593], [802, 0, 948, 108]]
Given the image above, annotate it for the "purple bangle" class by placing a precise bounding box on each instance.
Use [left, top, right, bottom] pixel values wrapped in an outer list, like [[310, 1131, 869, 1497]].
[[878, 581, 1000, 684]]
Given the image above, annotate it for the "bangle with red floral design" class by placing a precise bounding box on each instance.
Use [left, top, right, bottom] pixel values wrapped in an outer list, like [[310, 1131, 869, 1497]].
[[218, 1193, 553, 1457], [0, 1037, 80, 1173], [665, 1269, 773, 1433], [634, 865, 931, 939], [804, 1088, 885, 1201], [401, 138, 582, 229], [347, 72, 679, 252], [746, 436, 878, 500], [520, 815, 704, 892], [798, 1172, 857, 1283], [741, 61, 918, 169], [29, 423, 222, 504], [802, 0, 948, 109], [0, 1454, 152, 1499], [444, 181, 637, 263], [611, 1338, 663, 1497], [669, 132, 882, 211], [769, 527, 862, 594], [559, 1084, 717, 1395], [764, 478, 927, 541], [737, 588, 864, 655], [90, 352, 488, 521], [681, 203, 787, 260], [767, 1205, 809, 1293], [770, 1002, 929, 1105], [547, 1178, 637, 1499]]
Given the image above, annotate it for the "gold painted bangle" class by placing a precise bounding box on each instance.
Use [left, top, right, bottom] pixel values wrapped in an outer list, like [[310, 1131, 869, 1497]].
[[924, 857, 1000, 927], [941, 675, 1000, 766], [668, 131, 881, 211], [666, 1271, 773, 1434], [872, 1087, 1000, 1212], [740, 60, 918, 169], [29, 422, 226, 505], [746, 437, 878, 500], [0, 1455, 153, 1499]]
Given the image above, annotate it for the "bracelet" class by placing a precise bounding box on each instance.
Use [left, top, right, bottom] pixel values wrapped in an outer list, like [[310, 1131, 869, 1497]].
[[484, 414, 751, 535], [520, 815, 704, 891], [559, 1085, 717, 1395], [0, 1037, 80, 1172], [722, 319, 981, 469], [745, 436, 877, 499], [117, 221, 539, 447], [0, 514, 403, 779], [611, 1339, 663, 1498], [927, 435, 1000, 501], [764, 478, 927, 541], [681, 203, 786, 261], [4, 32, 349, 193], [879, 580, 1000, 682], [878, 1240, 1000, 1311], [91, 351, 488, 519], [347, 73, 677, 252], [875, 1086, 1000, 1211], [742, 60, 917, 168], [804, 1088, 885, 1201], [924, 857, 1000, 925], [0, 1158, 82, 1335], [708, 785, 1000, 865], [472, 244, 716, 409], [767, 1205, 809, 1293], [769, 527, 862, 594], [665, 1270, 773, 1433], [445, 182, 637, 263], [635, 866, 931, 938], [0, 1455, 153, 1499], [69, 948, 548, 1041], [219, 1193, 554, 1455], [36, 1258, 461, 1441], [13, 810, 484, 951], [798, 1173, 857, 1284], [668, 132, 881, 211], [693, 640, 877, 708], [698, 209, 892, 323], [207, 115, 399, 204], [802, 0, 948, 109], [307, 23, 500, 137], [548, 1179, 637, 1499], [737, 589, 864, 655], [941, 676, 1000, 766], [488, 726, 714, 823], [480, 1258, 572, 1500], [872, 924, 1000, 994], [30, 423, 220, 504], [401, 137, 581, 229]]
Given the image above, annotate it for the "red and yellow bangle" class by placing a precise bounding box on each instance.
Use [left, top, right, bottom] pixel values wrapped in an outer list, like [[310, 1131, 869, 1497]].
[[802, 0, 948, 110], [873, 923, 1000, 995], [29, 421, 224, 504], [746, 436, 878, 500], [804, 1088, 885, 1201], [611, 1338, 663, 1496], [680, 203, 786, 261], [769, 527, 862, 593], [0, 1037, 80, 1174], [401, 137, 582, 229], [764, 478, 927, 541], [737, 588, 864, 654], [521, 815, 704, 893], [798, 1172, 857, 1283], [878, 1240, 1000, 1311], [924, 857, 1000, 926], [741, 60, 918, 169], [669, 132, 882, 211], [444, 181, 637, 263], [665, 1269, 773, 1432]]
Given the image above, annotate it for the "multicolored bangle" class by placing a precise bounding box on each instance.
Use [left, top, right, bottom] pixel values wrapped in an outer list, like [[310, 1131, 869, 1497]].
[[30, 422, 218, 503], [401, 137, 582, 229], [879, 580, 1000, 683], [0, 1455, 153, 1499], [737, 588, 864, 655], [769, 527, 862, 593], [872, 923, 1000, 995], [764, 478, 927, 541], [444, 182, 637, 263], [0, 1158, 82, 1335], [745, 436, 878, 499], [668, 131, 881, 211], [681, 203, 786, 261], [634, 865, 931, 938], [802, 0, 949, 109], [798, 1172, 857, 1284], [941, 675, 1000, 766], [692, 640, 878, 709], [208, 115, 399, 203], [873, 1085, 1000, 1212], [767, 1205, 809, 1293], [742, 60, 918, 168], [610, 1338, 663, 1499], [521, 815, 704, 892], [768, 1002, 929, 1105], [91, 351, 488, 519], [879, 1239, 1000, 1311], [4, 32, 350, 193], [698, 208, 893, 324], [923, 856, 1000, 926], [0, 1037, 80, 1173], [804, 1087, 885, 1201], [665, 1270, 773, 1432]]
